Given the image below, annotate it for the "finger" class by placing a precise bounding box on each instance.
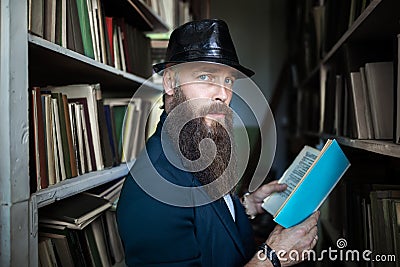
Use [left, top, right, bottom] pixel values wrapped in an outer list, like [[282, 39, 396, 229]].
[[310, 234, 318, 249], [305, 211, 320, 229], [273, 224, 284, 234], [308, 225, 318, 237], [296, 213, 319, 233], [304, 225, 318, 248], [259, 183, 288, 196]]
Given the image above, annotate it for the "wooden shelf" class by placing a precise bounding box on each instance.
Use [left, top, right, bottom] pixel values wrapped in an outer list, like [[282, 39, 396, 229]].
[[32, 161, 133, 208], [28, 34, 162, 92], [299, 0, 400, 87], [305, 132, 400, 158]]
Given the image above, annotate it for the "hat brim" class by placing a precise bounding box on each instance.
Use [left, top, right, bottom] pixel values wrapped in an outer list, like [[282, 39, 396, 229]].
[[153, 57, 255, 78]]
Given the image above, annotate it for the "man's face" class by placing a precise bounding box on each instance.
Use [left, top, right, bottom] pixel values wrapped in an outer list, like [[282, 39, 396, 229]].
[[163, 62, 238, 191], [166, 62, 236, 127]]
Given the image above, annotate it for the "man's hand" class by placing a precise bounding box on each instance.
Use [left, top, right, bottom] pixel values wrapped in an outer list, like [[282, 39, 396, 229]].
[[245, 211, 320, 267], [243, 181, 287, 216], [266, 211, 320, 266]]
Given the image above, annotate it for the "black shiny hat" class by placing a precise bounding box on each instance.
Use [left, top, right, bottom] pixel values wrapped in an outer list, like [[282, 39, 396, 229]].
[[153, 19, 255, 77]]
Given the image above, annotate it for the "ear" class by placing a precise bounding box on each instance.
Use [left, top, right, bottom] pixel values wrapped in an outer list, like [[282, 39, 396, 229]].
[[163, 70, 175, 96]]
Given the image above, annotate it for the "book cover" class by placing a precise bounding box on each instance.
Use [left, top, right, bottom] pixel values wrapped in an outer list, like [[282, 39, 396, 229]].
[[75, 0, 95, 59], [349, 72, 369, 139], [359, 67, 375, 139], [67, 0, 84, 54], [262, 139, 350, 228], [40, 193, 111, 226], [44, 0, 56, 42], [104, 104, 120, 165], [365, 61, 394, 139], [43, 94, 56, 185], [32, 88, 48, 190], [51, 98, 67, 182], [105, 17, 114, 66], [62, 94, 78, 177], [97, 99, 114, 168], [52, 93, 72, 179], [29, 0, 44, 37]]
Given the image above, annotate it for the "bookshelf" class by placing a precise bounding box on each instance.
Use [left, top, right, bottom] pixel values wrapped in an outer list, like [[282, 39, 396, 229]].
[[289, 0, 400, 265], [299, 0, 400, 88], [0, 0, 205, 266]]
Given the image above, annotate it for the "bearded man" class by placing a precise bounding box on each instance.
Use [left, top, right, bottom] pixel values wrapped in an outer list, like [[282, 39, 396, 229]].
[[117, 19, 319, 267]]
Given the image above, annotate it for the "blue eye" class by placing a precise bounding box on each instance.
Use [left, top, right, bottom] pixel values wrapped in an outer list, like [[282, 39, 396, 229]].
[[199, 74, 210, 81], [225, 78, 233, 84]]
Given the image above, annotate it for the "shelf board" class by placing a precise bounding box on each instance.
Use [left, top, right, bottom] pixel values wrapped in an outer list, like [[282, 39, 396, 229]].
[[334, 137, 400, 158], [300, 0, 400, 86], [28, 34, 162, 92], [306, 132, 400, 158], [33, 162, 133, 208]]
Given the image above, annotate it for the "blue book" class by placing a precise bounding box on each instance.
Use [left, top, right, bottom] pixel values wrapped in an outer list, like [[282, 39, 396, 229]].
[[262, 139, 350, 228]]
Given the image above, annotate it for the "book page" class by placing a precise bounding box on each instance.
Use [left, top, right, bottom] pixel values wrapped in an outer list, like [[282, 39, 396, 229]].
[[262, 145, 320, 216]]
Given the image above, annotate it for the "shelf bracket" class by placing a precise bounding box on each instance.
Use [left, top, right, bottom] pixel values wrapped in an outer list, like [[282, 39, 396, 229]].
[[29, 195, 38, 238]]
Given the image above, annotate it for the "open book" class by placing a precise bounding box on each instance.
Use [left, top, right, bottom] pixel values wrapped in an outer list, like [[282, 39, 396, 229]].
[[262, 139, 350, 228]]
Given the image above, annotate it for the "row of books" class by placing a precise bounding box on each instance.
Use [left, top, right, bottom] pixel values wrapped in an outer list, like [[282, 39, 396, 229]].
[[141, 0, 192, 30], [38, 178, 125, 267], [328, 181, 400, 267], [28, 0, 152, 77], [30, 84, 152, 192], [298, 37, 400, 143], [318, 60, 393, 140]]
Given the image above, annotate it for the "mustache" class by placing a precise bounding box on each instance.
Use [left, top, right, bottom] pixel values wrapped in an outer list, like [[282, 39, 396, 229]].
[[200, 102, 232, 116]]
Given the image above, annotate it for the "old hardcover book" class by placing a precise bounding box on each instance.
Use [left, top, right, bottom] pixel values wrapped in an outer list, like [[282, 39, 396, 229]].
[[62, 94, 78, 177], [32, 88, 48, 190], [75, 0, 94, 59], [52, 93, 72, 178], [349, 72, 369, 139], [359, 67, 375, 139], [44, 0, 56, 42], [29, 0, 44, 37], [52, 98, 67, 182], [40, 193, 111, 226], [105, 17, 114, 65], [43, 94, 56, 185], [66, 0, 84, 54], [262, 139, 350, 228], [97, 99, 114, 168], [103, 104, 120, 165], [365, 62, 394, 139]]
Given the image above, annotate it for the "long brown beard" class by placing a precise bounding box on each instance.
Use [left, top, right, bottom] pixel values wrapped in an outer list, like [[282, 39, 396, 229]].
[[166, 87, 237, 196]]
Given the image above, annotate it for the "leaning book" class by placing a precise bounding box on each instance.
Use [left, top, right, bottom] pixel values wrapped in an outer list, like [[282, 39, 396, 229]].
[[262, 139, 350, 228]]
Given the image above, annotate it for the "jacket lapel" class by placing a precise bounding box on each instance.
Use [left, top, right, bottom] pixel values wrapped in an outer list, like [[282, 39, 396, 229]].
[[210, 194, 247, 258]]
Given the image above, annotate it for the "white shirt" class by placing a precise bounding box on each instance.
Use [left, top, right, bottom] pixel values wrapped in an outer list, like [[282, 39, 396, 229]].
[[223, 194, 235, 221]]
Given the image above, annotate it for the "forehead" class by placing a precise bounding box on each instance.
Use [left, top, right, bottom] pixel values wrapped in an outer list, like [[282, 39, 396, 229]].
[[176, 62, 238, 77]]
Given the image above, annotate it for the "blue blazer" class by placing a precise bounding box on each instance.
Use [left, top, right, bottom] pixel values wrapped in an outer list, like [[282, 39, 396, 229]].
[[117, 113, 255, 266]]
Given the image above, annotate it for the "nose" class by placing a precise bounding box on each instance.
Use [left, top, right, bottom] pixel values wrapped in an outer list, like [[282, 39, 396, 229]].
[[213, 84, 229, 103]]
